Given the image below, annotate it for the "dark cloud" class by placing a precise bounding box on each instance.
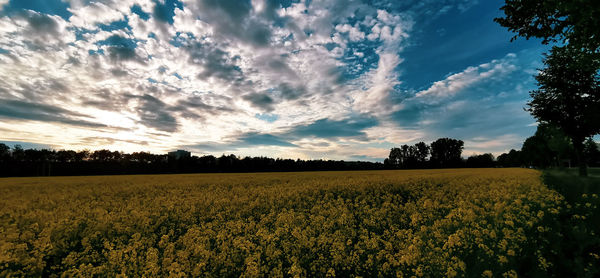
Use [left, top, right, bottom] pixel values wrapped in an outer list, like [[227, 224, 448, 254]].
[[238, 132, 296, 147], [186, 142, 228, 152], [48, 79, 69, 93], [184, 42, 245, 83], [80, 88, 129, 111], [0, 99, 106, 128], [187, 132, 296, 152], [107, 46, 136, 61], [194, 0, 272, 46], [277, 82, 305, 100], [110, 68, 128, 77], [98, 35, 139, 62], [15, 10, 66, 47], [200, 0, 252, 22], [78, 136, 150, 147], [248, 23, 272, 45], [243, 93, 275, 112], [261, 56, 300, 79], [240, 83, 305, 112], [127, 94, 178, 132], [289, 117, 379, 138], [22, 11, 60, 35], [66, 56, 81, 66], [173, 96, 236, 118]]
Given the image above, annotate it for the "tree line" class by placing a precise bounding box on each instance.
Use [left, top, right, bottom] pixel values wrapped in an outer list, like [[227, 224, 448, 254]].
[[496, 124, 600, 168], [0, 143, 384, 177], [0, 137, 500, 177], [386, 138, 466, 169], [2, 132, 597, 177], [385, 138, 496, 169], [386, 134, 600, 170]]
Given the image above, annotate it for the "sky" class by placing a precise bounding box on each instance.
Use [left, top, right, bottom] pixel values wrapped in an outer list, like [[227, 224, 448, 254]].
[[0, 0, 550, 161]]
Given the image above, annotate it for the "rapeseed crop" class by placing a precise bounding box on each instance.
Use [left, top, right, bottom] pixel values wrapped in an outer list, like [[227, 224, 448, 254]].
[[0, 169, 566, 277]]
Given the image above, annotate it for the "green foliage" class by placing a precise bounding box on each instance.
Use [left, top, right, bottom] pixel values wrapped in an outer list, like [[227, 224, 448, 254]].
[[430, 138, 464, 168], [0, 169, 570, 277], [583, 139, 600, 166], [528, 46, 600, 175], [542, 169, 600, 276], [528, 47, 600, 142], [495, 0, 600, 53], [386, 142, 429, 169], [466, 153, 495, 168], [521, 123, 574, 168]]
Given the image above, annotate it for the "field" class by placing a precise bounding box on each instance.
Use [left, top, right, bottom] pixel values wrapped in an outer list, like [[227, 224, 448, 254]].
[[0, 169, 583, 277]]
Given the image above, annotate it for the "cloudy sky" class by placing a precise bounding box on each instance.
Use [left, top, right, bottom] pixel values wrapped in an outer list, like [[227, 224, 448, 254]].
[[0, 0, 548, 160]]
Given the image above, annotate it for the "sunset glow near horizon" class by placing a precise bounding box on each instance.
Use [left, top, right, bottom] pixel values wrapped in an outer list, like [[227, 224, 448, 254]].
[[0, 0, 548, 161]]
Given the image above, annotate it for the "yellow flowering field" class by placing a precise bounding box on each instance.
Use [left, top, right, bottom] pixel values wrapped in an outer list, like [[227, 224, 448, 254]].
[[0, 169, 565, 277]]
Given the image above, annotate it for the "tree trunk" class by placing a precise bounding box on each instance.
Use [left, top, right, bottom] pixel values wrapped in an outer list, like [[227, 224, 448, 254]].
[[573, 138, 588, 177]]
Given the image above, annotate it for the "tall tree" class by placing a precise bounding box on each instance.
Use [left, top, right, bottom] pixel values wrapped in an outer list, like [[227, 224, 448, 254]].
[[0, 143, 9, 162], [414, 142, 430, 164], [387, 147, 402, 168], [521, 123, 574, 168], [583, 138, 600, 167], [494, 0, 600, 53], [430, 138, 464, 168], [497, 149, 522, 167], [466, 153, 495, 168], [528, 46, 600, 176]]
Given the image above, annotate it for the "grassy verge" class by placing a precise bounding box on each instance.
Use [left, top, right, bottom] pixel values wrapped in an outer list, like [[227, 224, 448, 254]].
[[542, 169, 600, 277], [548, 167, 600, 179]]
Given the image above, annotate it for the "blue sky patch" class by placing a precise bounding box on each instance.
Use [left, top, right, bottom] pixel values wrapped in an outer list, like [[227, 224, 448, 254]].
[[400, 0, 546, 91], [131, 4, 150, 21], [1, 0, 71, 19], [152, 0, 183, 24], [0, 140, 52, 150], [98, 18, 131, 32], [255, 113, 279, 123]]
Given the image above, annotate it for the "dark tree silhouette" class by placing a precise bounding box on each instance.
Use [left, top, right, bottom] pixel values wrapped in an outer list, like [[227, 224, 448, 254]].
[[528, 46, 600, 176], [520, 123, 573, 168], [497, 149, 522, 167], [430, 138, 464, 168], [521, 134, 554, 168], [387, 147, 402, 168], [0, 143, 9, 162], [414, 142, 430, 165], [386, 142, 432, 169], [0, 145, 385, 177], [584, 138, 600, 167], [466, 153, 495, 168], [495, 0, 600, 53]]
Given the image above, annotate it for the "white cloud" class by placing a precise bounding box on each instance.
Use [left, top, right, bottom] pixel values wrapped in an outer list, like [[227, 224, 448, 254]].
[[352, 52, 403, 115], [415, 53, 518, 100], [68, 2, 125, 28], [335, 23, 365, 41]]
